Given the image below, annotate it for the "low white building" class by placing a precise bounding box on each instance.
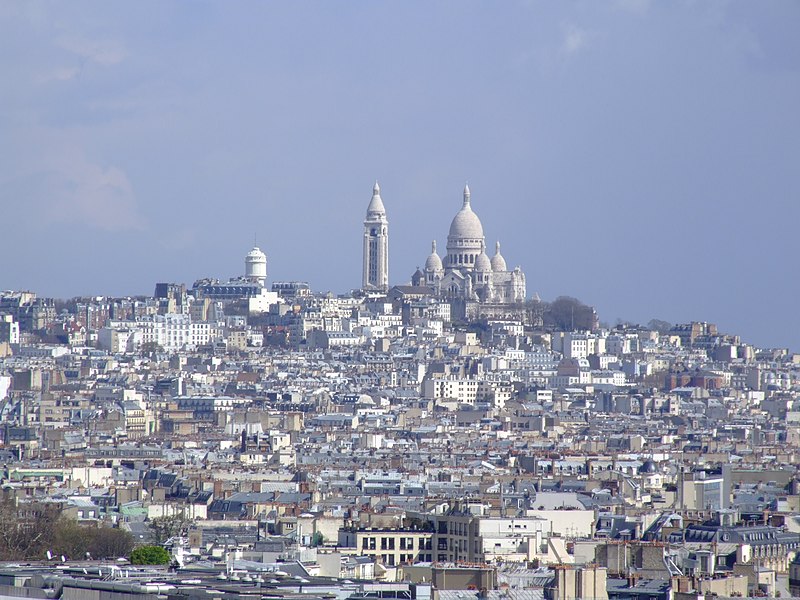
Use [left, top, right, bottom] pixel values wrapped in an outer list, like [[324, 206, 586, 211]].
[[422, 377, 480, 405]]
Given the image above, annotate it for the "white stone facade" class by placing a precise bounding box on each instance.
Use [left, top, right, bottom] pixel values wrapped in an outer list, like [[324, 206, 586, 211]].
[[362, 182, 389, 292], [244, 245, 267, 287], [418, 185, 527, 305]]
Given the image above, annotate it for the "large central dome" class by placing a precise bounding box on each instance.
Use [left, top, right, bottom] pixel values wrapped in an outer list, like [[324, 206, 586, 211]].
[[448, 184, 484, 240]]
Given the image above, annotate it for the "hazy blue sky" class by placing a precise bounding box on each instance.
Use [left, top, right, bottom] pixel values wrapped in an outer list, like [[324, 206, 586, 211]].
[[1, 1, 798, 350]]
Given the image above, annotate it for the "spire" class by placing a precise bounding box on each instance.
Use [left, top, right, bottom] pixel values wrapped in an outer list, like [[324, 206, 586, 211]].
[[463, 183, 471, 207], [495, 241, 501, 254], [432, 240, 437, 254], [366, 180, 386, 217]]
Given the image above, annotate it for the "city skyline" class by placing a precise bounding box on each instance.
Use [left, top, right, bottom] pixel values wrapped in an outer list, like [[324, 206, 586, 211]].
[[1, 2, 799, 350]]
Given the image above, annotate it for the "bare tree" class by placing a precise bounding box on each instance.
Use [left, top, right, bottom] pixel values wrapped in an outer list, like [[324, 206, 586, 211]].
[[147, 514, 189, 544], [91, 526, 135, 559], [543, 296, 597, 332], [0, 498, 60, 560]]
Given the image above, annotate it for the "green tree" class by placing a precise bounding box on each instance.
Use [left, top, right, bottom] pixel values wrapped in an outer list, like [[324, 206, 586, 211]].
[[130, 545, 171, 565], [310, 532, 324, 547]]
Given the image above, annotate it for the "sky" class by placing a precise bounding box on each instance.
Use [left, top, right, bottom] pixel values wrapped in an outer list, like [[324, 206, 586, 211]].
[[1, 1, 799, 350]]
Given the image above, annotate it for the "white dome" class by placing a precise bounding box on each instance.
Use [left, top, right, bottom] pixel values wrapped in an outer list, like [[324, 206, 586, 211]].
[[491, 241, 507, 272], [247, 246, 266, 261], [425, 240, 443, 272], [475, 248, 492, 272], [365, 181, 386, 219], [448, 185, 484, 240]]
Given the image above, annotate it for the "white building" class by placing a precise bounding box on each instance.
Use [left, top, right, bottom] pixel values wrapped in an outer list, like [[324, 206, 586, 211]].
[[558, 331, 607, 359], [244, 245, 267, 287], [415, 185, 527, 304], [0, 314, 19, 345], [363, 182, 389, 292], [134, 314, 222, 352], [98, 327, 142, 353], [422, 377, 480, 405]]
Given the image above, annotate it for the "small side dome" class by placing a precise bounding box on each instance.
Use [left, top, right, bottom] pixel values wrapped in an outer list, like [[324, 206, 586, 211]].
[[475, 245, 492, 272], [425, 240, 443, 272], [491, 241, 507, 272]]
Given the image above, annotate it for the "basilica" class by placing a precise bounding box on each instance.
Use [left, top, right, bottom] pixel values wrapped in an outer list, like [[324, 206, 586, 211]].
[[412, 184, 527, 304], [362, 182, 527, 306]]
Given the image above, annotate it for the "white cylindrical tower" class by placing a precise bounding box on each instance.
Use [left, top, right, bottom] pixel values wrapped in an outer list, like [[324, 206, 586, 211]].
[[245, 246, 267, 287], [363, 181, 389, 292]]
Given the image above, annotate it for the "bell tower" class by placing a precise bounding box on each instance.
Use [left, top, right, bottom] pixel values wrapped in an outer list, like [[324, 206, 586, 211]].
[[363, 181, 389, 292]]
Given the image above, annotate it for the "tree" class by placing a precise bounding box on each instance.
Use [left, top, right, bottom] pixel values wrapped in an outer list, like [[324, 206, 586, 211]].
[[542, 296, 597, 332], [147, 514, 188, 544], [310, 532, 324, 547], [0, 497, 60, 560], [50, 519, 136, 560], [130, 545, 171, 565], [52, 518, 91, 560], [647, 319, 672, 334], [91, 526, 135, 559]]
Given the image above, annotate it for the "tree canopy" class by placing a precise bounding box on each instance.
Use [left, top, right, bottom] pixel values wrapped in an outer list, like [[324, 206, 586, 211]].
[[147, 514, 189, 544], [130, 545, 171, 565], [542, 296, 597, 331], [0, 498, 134, 561]]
